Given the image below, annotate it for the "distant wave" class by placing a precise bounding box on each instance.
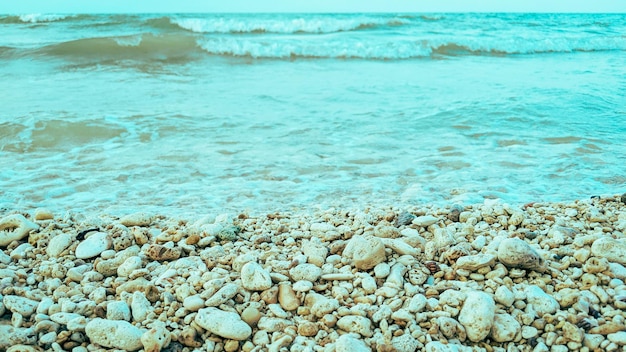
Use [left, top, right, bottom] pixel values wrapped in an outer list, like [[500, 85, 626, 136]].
[[167, 16, 411, 34], [0, 14, 79, 24], [8, 32, 623, 64]]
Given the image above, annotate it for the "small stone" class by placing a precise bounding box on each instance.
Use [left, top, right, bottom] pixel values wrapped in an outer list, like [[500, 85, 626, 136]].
[[144, 244, 181, 261], [195, 307, 252, 340], [455, 254, 496, 271], [497, 238, 545, 271], [343, 235, 387, 270], [34, 208, 54, 220], [75, 232, 111, 259], [609, 263, 626, 280], [141, 321, 171, 352], [306, 292, 340, 318], [380, 237, 420, 256], [85, 318, 143, 351], [292, 280, 314, 292], [493, 286, 514, 308], [47, 233, 73, 257], [205, 283, 239, 307], [302, 239, 328, 267], [336, 315, 373, 337], [278, 283, 300, 311], [257, 317, 294, 332], [118, 256, 143, 277], [289, 263, 322, 282], [183, 295, 205, 312], [4, 296, 39, 317], [241, 306, 261, 326], [131, 291, 152, 322], [107, 301, 131, 321], [490, 313, 520, 342], [374, 262, 391, 278], [120, 212, 153, 227], [241, 262, 272, 291], [562, 321, 584, 343], [525, 285, 559, 316], [508, 212, 525, 226], [412, 215, 439, 227], [297, 322, 319, 337], [591, 237, 626, 264], [0, 214, 39, 247], [458, 290, 496, 342]]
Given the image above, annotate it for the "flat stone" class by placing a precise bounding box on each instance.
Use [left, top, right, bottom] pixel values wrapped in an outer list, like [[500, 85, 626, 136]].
[[85, 318, 144, 351], [144, 244, 181, 262], [0, 214, 39, 247], [455, 254, 496, 271], [412, 215, 439, 227], [195, 307, 252, 340], [120, 212, 153, 227], [75, 232, 111, 259], [458, 291, 495, 342], [3, 295, 39, 317], [591, 237, 626, 264], [205, 283, 239, 306]]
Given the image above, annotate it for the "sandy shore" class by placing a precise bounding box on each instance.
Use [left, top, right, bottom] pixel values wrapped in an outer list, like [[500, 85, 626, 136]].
[[1, 195, 626, 352]]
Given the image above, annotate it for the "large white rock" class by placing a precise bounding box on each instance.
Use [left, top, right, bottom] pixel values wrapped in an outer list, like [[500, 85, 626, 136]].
[[3, 295, 39, 317], [490, 313, 521, 342], [336, 315, 374, 337], [412, 215, 439, 227], [458, 291, 495, 342], [47, 233, 73, 257], [343, 235, 387, 270], [0, 326, 35, 349], [131, 291, 152, 322], [335, 333, 370, 352], [240, 262, 272, 291], [591, 237, 626, 264], [195, 307, 252, 340], [497, 238, 545, 271], [289, 263, 322, 282], [525, 285, 559, 316], [0, 214, 39, 247], [75, 232, 111, 259], [85, 318, 144, 351]]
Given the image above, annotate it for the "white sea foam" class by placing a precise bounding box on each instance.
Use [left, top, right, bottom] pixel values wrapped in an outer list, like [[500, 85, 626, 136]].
[[18, 14, 70, 23], [171, 16, 409, 34]]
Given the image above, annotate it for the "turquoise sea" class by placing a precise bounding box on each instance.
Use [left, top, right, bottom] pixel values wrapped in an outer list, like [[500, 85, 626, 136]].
[[1, 13, 625, 216]]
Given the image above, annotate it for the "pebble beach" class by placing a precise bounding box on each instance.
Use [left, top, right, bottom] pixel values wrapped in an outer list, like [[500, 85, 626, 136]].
[[1, 195, 626, 352]]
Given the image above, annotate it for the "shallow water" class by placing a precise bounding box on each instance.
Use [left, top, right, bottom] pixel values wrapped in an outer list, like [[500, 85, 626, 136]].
[[1, 13, 625, 216]]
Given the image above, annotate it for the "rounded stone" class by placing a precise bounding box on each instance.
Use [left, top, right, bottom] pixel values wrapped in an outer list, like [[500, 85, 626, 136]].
[[278, 283, 300, 311], [497, 238, 545, 271], [525, 285, 559, 316], [336, 315, 373, 337], [85, 318, 143, 351], [195, 307, 252, 340], [490, 313, 521, 342], [107, 301, 131, 321], [343, 235, 387, 270], [241, 262, 272, 291], [458, 291, 496, 342], [47, 233, 73, 257], [75, 232, 111, 259], [591, 237, 626, 265]]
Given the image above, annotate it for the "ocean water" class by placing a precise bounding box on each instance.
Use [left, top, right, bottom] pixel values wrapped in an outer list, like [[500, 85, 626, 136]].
[[1, 13, 625, 216]]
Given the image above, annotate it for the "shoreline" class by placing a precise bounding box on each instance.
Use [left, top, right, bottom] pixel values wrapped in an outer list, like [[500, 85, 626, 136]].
[[1, 195, 625, 351]]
